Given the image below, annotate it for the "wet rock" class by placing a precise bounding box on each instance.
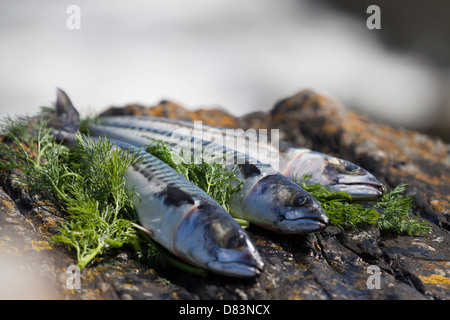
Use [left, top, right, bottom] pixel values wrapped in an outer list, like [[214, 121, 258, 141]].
[[1, 89, 449, 299], [0, 185, 66, 299], [338, 225, 383, 263]]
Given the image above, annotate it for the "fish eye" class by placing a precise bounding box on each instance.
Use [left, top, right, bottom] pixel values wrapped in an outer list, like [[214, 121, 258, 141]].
[[221, 231, 246, 249], [291, 195, 307, 207], [211, 221, 246, 249], [345, 163, 361, 173]]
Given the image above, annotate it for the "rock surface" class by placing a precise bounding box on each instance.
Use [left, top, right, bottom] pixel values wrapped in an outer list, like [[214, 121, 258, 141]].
[[1, 89, 449, 300]]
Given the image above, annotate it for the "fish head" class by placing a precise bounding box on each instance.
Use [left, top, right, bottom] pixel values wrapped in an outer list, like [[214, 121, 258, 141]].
[[290, 151, 385, 201], [174, 203, 264, 277], [243, 174, 328, 234], [317, 156, 385, 200], [322, 156, 385, 200]]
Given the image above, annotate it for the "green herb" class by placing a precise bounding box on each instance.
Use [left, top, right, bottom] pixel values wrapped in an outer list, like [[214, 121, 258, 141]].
[[0, 115, 51, 171], [50, 134, 142, 269], [146, 140, 243, 213], [373, 183, 432, 236], [296, 174, 431, 236], [1, 118, 143, 269]]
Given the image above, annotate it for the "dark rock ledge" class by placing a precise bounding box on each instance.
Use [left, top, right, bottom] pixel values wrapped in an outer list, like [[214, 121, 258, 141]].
[[1, 89, 449, 299]]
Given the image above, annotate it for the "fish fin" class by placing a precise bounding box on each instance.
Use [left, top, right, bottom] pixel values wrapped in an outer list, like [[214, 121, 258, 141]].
[[130, 222, 154, 238], [53, 88, 80, 133], [47, 88, 80, 144]]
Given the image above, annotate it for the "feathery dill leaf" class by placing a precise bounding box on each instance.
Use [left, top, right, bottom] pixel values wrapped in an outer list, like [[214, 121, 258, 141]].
[[296, 175, 431, 235], [1, 117, 143, 269], [50, 134, 142, 269], [373, 183, 432, 236], [146, 140, 243, 213]]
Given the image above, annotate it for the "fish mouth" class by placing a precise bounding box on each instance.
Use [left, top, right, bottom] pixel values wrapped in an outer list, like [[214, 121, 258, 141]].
[[276, 204, 329, 234], [275, 216, 328, 234], [331, 182, 385, 200], [326, 169, 385, 200], [254, 209, 328, 234], [207, 260, 264, 278]]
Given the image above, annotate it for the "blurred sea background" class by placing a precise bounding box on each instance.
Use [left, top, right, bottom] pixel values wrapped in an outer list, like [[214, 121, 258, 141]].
[[1, 0, 449, 141]]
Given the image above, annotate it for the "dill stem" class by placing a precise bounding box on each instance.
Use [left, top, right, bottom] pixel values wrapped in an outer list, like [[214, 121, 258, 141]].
[[234, 218, 249, 228], [60, 172, 81, 180], [77, 242, 104, 270], [46, 175, 69, 203], [13, 136, 37, 168], [35, 126, 49, 168]]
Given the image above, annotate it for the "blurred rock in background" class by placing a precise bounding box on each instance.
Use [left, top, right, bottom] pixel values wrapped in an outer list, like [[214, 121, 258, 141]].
[[1, 1, 449, 141], [319, 0, 450, 141]]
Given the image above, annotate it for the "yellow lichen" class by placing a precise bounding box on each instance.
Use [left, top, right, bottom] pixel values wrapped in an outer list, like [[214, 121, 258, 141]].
[[0, 199, 15, 212], [419, 274, 450, 289], [30, 240, 52, 252]]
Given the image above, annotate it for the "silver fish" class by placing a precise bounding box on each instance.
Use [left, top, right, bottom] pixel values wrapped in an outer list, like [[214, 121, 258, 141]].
[[101, 116, 385, 200], [53, 89, 264, 277], [109, 139, 264, 277], [88, 122, 329, 234]]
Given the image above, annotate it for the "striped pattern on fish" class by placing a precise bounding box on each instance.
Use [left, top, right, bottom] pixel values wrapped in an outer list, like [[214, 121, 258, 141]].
[[100, 116, 385, 200], [88, 123, 329, 234]]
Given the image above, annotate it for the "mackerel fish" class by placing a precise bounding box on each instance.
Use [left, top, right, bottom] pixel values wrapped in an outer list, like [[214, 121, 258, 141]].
[[87, 122, 329, 234], [100, 116, 385, 200]]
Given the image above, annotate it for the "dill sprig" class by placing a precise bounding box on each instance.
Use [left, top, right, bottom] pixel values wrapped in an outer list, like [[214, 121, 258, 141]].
[[297, 174, 432, 236], [146, 140, 243, 213], [373, 183, 432, 236], [50, 134, 142, 269], [0, 115, 56, 172], [1, 118, 143, 269]]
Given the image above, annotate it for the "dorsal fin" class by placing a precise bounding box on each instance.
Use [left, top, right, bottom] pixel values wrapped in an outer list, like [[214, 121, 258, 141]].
[[53, 88, 80, 133]]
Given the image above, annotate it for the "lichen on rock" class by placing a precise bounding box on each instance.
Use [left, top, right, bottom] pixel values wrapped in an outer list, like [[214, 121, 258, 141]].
[[0, 89, 449, 299]]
